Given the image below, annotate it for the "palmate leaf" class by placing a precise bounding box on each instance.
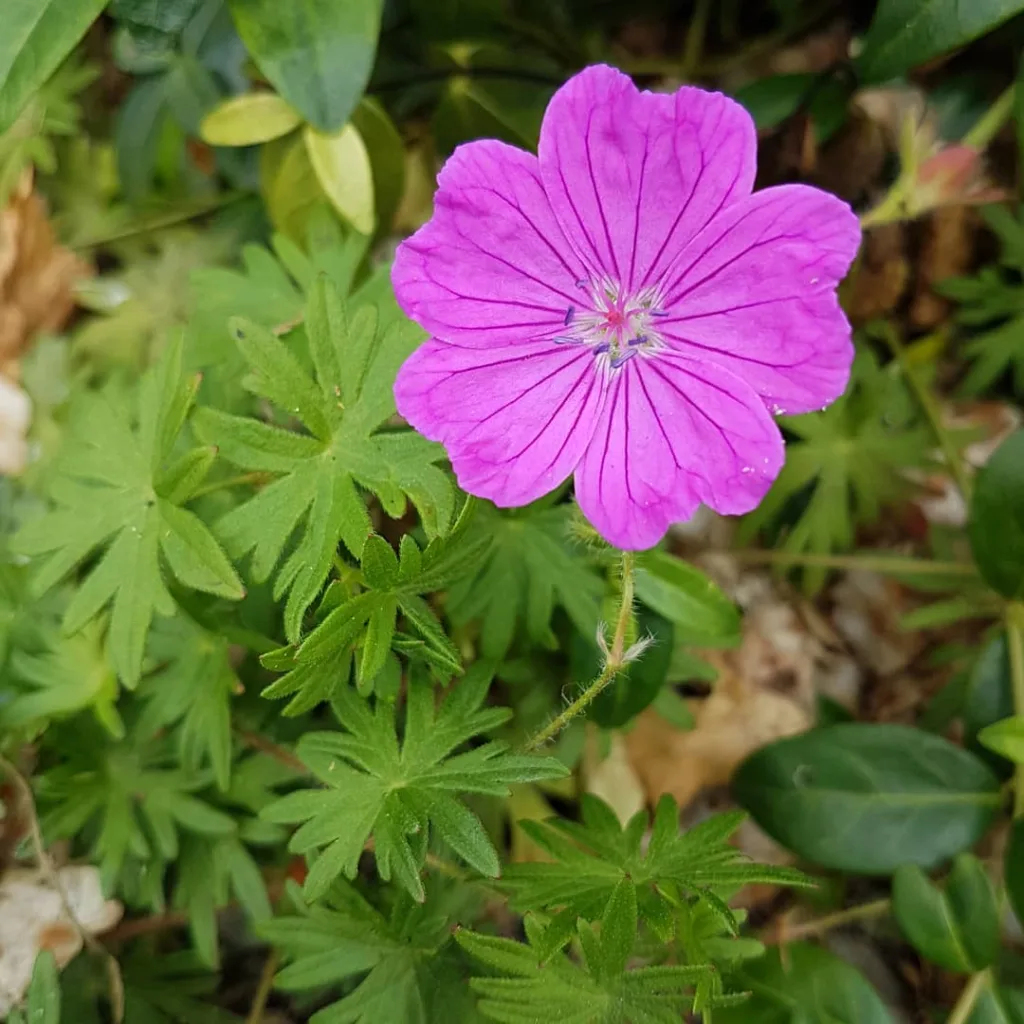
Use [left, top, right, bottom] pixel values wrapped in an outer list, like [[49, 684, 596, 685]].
[[2, 619, 122, 737], [502, 795, 809, 935], [445, 498, 604, 659], [194, 276, 454, 642], [739, 351, 933, 591], [138, 614, 242, 790], [259, 879, 478, 1024], [261, 496, 491, 713], [262, 664, 566, 901], [458, 905, 712, 1024], [13, 336, 243, 684], [38, 729, 236, 890], [938, 204, 1024, 396]]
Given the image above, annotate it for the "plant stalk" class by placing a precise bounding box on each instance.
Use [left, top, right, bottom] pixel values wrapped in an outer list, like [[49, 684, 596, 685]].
[[948, 969, 991, 1024], [523, 551, 636, 751]]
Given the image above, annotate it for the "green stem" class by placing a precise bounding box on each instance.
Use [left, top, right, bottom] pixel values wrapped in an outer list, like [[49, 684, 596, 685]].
[[963, 85, 1015, 149], [1008, 602, 1024, 818], [245, 950, 279, 1024], [732, 549, 978, 578], [878, 324, 973, 502], [948, 969, 991, 1024], [523, 551, 636, 752]]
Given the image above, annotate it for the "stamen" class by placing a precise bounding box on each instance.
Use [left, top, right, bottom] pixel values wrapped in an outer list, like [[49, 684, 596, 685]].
[[610, 349, 636, 369], [629, 334, 648, 347], [564, 306, 575, 326]]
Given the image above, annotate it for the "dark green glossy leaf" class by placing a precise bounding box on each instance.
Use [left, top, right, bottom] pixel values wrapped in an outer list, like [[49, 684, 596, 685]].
[[970, 431, 1024, 599], [892, 854, 999, 971], [733, 724, 1001, 874], [227, 0, 382, 132], [858, 0, 1024, 83], [718, 944, 892, 1024]]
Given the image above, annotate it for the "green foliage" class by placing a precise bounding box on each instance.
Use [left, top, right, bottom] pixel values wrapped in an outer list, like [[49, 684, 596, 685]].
[[734, 724, 1002, 874], [264, 665, 566, 901], [6, 953, 60, 1024], [0, 0, 106, 133], [13, 337, 243, 684], [227, 0, 382, 133], [970, 430, 1024, 599], [502, 795, 809, 929], [739, 353, 933, 591], [893, 854, 1000, 972], [458, 902, 721, 1024], [262, 879, 477, 1024], [445, 499, 603, 659], [194, 276, 453, 641], [8, 3, 1024, 1022], [719, 944, 894, 1024], [858, 0, 1024, 83], [940, 205, 1024, 395]]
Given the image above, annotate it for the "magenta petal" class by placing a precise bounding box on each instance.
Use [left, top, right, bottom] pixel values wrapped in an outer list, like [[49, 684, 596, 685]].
[[574, 354, 784, 549], [391, 140, 584, 347], [538, 64, 756, 290], [395, 337, 607, 507], [658, 184, 860, 415]]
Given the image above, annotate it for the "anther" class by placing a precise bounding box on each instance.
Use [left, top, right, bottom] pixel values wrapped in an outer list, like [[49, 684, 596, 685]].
[[564, 306, 575, 326]]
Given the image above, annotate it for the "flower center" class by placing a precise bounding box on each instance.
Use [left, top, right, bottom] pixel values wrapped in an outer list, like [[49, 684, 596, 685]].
[[555, 278, 666, 369]]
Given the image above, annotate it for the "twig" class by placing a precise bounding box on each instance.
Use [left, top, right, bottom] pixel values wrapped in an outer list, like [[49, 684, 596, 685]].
[[235, 730, 308, 774], [765, 898, 890, 944], [0, 755, 125, 1023], [245, 950, 280, 1024], [948, 969, 992, 1024], [104, 910, 191, 944], [523, 551, 636, 751]]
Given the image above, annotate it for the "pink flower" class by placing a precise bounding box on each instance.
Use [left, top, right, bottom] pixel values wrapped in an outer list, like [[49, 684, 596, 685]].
[[393, 65, 860, 549]]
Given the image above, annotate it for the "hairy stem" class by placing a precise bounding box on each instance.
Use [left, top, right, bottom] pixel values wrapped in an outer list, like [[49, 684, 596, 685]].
[[523, 551, 636, 752], [1007, 602, 1024, 818], [948, 969, 991, 1024]]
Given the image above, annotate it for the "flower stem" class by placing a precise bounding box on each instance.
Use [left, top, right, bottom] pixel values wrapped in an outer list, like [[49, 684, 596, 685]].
[[523, 551, 636, 752], [1007, 602, 1024, 818], [878, 323, 973, 502], [963, 85, 1015, 150], [948, 969, 992, 1024]]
